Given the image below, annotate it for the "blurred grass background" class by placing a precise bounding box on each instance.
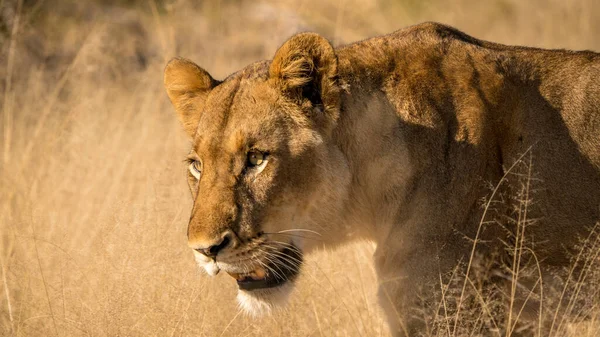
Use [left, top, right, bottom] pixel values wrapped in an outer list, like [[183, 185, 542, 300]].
[[1, 0, 599, 336]]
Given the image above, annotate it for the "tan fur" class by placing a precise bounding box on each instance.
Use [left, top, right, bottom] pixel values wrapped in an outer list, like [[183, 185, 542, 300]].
[[164, 57, 219, 137], [164, 22, 600, 336]]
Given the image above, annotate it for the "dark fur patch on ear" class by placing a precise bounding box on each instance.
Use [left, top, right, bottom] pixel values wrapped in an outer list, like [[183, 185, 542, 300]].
[[269, 33, 341, 130], [278, 53, 315, 90]]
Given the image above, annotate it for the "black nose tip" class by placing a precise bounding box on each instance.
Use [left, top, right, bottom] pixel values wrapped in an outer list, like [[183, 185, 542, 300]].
[[198, 234, 231, 258]]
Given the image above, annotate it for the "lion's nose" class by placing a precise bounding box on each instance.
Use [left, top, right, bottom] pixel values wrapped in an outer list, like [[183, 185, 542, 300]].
[[191, 231, 234, 259]]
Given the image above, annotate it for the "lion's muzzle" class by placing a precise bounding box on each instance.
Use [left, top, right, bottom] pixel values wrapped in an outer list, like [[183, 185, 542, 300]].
[[225, 244, 303, 291]]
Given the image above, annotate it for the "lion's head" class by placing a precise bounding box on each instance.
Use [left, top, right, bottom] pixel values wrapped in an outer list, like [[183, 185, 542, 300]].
[[164, 33, 350, 314]]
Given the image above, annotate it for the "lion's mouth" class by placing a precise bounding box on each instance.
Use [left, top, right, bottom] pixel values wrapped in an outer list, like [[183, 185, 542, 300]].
[[225, 245, 302, 291]]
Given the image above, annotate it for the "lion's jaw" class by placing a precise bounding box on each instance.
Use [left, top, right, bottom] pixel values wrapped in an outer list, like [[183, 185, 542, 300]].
[[236, 282, 294, 316], [192, 236, 306, 315]]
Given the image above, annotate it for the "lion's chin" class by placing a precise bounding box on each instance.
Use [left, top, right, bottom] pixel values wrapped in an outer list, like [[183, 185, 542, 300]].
[[236, 282, 294, 316]]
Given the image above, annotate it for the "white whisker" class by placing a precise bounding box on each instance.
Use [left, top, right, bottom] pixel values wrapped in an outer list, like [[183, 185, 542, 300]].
[[277, 228, 322, 236]]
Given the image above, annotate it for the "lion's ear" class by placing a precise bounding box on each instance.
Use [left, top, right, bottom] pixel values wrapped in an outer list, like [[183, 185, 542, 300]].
[[269, 33, 340, 129], [164, 57, 218, 138]]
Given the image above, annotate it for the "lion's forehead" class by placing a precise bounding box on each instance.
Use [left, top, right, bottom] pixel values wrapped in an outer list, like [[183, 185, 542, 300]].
[[193, 69, 283, 160], [198, 77, 240, 135]]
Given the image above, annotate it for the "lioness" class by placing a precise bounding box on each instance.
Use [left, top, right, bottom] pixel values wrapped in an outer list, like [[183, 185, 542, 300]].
[[164, 22, 600, 335]]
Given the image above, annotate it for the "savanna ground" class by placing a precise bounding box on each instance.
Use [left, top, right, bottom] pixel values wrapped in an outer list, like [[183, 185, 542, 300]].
[[1, 0, 599, 336]]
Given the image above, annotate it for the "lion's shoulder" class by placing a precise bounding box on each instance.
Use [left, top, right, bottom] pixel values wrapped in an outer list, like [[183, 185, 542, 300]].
[[334, 23, 503, 83]]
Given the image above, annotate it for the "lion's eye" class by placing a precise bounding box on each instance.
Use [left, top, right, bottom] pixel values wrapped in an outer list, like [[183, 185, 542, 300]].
[[247, 151, 265, 167], [188, 160, 202, 180]]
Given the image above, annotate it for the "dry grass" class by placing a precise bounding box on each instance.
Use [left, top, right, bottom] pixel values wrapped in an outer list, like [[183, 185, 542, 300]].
[[1, 0, 599, 336]]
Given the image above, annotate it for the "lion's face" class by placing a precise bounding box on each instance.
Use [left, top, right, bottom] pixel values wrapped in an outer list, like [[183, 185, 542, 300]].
[[164, 34, 350, 314]]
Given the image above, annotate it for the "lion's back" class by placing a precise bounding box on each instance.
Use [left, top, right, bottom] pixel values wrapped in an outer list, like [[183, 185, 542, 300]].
[[337, 22, 600, 265]]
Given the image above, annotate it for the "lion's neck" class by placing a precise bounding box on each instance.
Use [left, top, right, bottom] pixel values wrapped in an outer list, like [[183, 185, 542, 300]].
[[331, 87, 416, 242]]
